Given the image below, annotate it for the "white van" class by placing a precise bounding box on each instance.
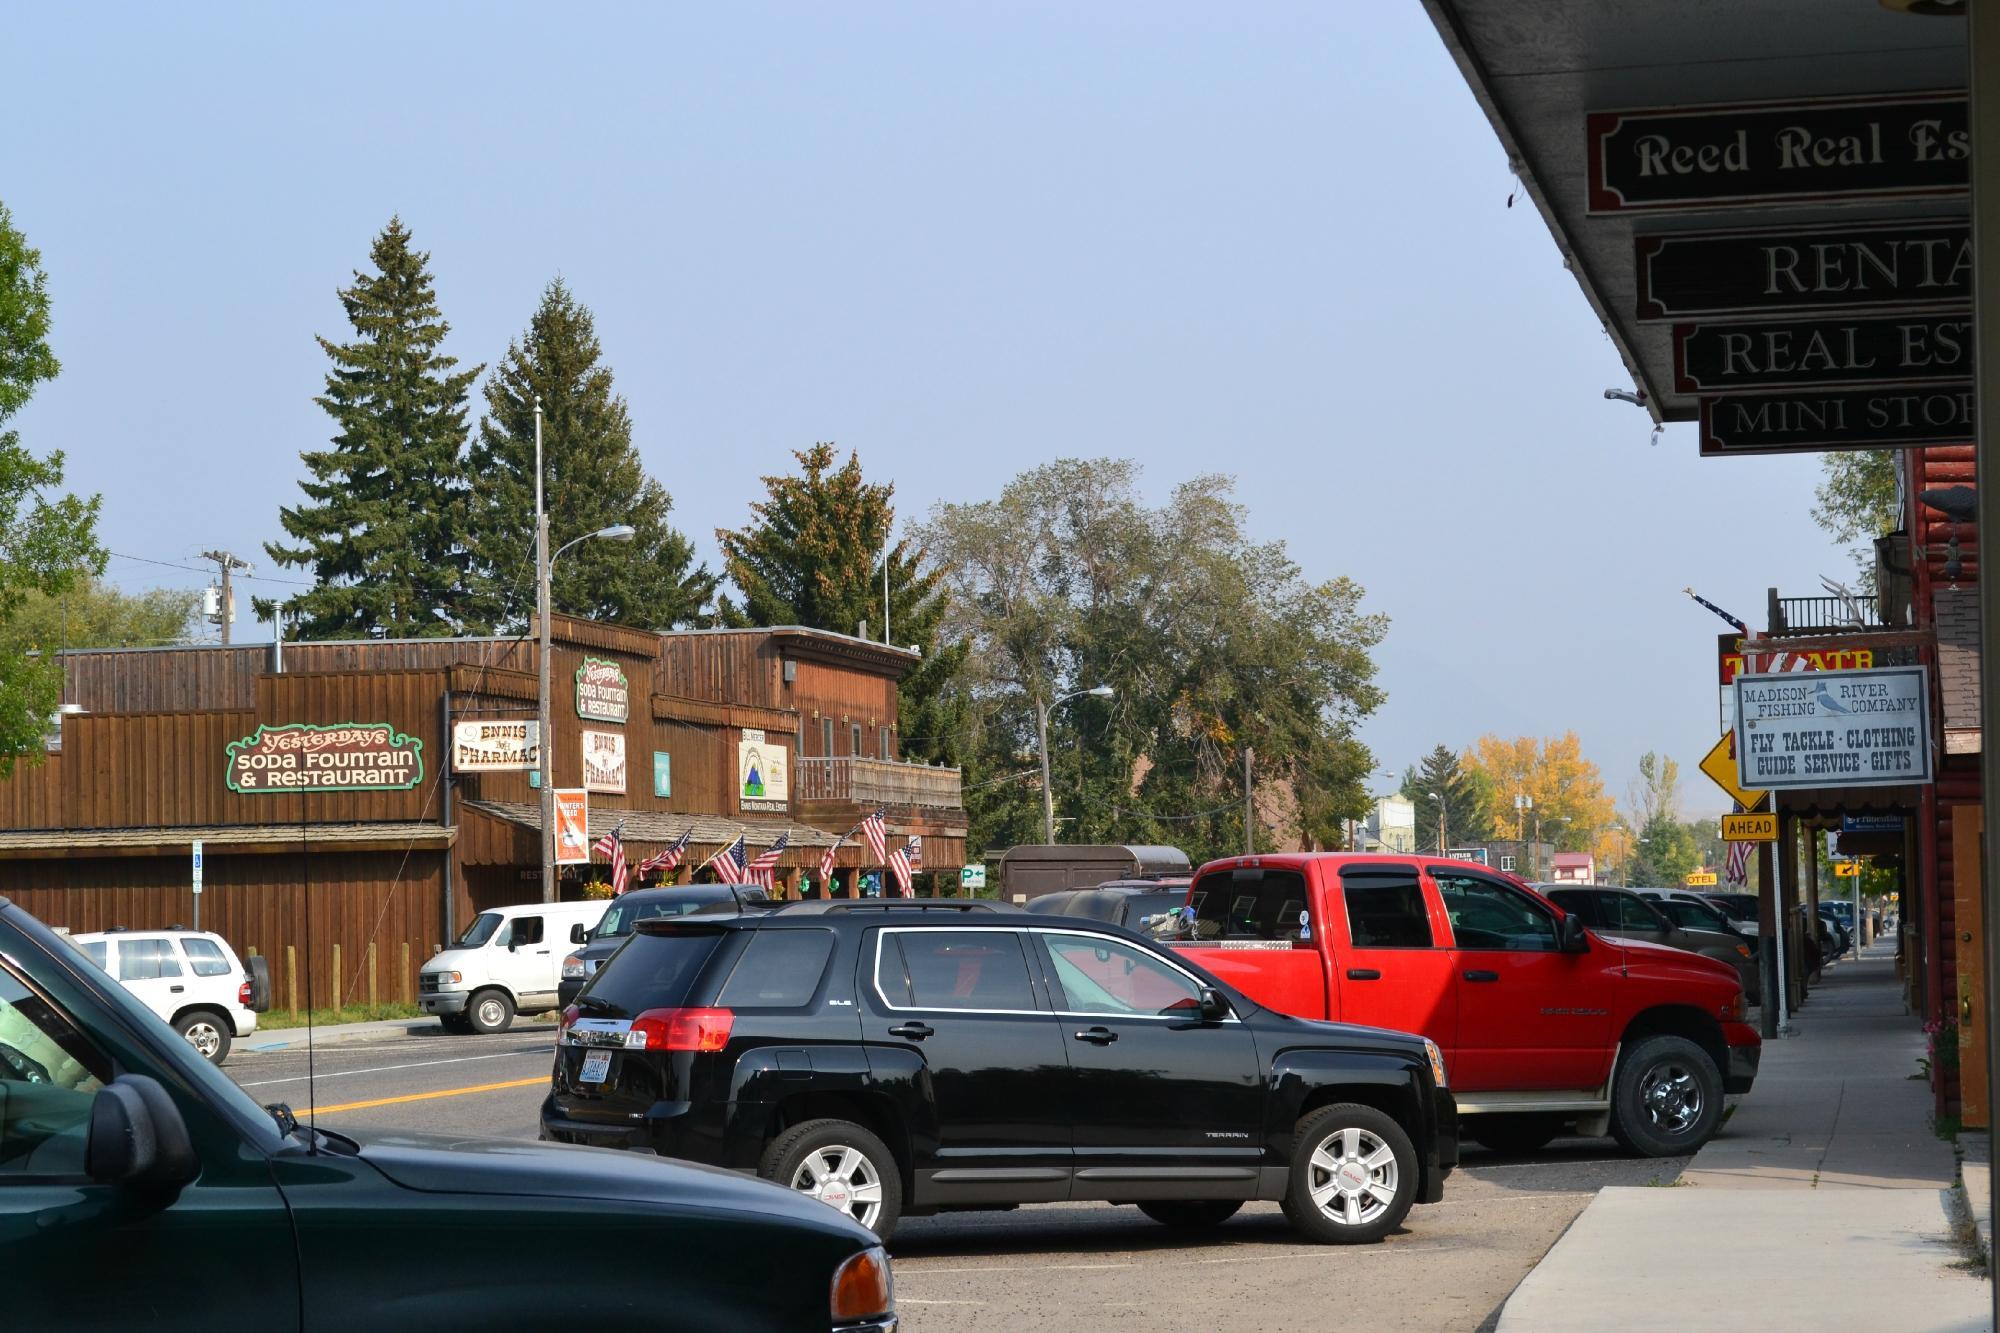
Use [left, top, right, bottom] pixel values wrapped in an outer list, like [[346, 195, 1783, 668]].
[[418, 901, 606, 1034]]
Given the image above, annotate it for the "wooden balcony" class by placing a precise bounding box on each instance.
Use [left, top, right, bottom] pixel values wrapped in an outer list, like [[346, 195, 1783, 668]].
[[795, 757, 964, 811]]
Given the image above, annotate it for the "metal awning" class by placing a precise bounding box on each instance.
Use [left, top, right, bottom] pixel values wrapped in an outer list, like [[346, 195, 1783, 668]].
[[463, 801, 842, 850]]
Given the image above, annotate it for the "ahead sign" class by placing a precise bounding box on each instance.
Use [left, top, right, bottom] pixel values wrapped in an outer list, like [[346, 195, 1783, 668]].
[[1722, 812, 1778, 842]]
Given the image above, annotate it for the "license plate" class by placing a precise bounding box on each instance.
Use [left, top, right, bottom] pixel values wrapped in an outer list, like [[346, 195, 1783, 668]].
[[579, 1050, 612, 1084]]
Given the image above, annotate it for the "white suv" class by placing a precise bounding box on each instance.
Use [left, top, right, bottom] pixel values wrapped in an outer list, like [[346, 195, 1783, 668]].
[[69, 928, 271, 1063]]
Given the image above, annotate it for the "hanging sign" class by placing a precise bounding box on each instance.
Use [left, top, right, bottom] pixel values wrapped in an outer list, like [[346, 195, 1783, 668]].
[[1735, 666, 1931, 790], [1673, 315, 1972, 395], [552, 788, 590, 864], [1588, 91, 1966, 215], [451, 720, 540, 772], [226, 723, 423, 793], [1698, 384, 1974, 457], [1635, 220, 1971, 322], [738, 736, 789, 813], [1842, 813, 1903, 834], [582, 730, 627, 794], [1721, 812, 1778, 842], [575, 658, 630, 723]]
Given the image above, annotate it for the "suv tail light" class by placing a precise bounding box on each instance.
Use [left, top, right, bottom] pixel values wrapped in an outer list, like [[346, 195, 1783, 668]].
[[629, 1007, 734, 1052], [559, 1004, 579, 1037], [239, 981, 253, 1007]]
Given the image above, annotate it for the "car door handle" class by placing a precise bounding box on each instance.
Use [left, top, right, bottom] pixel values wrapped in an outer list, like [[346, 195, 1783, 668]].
[[887, 1022, 935, 1040], [169, 984, 185, 994], [1074, 1027, 1118, 1045], [1346, 968, 1381, 981], [1463, 970, 1500, 983]]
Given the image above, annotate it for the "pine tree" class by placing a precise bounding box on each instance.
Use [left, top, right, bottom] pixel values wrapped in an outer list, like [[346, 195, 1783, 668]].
[[716, 444, 963, 764], [1400, 744, 1490, 852], [464, 279, 713, 631], [268, 218, 480, 638]]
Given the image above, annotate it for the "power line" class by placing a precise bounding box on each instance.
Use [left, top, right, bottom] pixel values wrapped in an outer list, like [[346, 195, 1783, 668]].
[[106, 551, 313, 587]]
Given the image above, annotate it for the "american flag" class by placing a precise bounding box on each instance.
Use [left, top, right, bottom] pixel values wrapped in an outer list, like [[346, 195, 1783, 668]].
[[592, 822, 628, 896], [859, 808, 888, 864], [886, 835, 922, 897], [1725, 835, 1753, 886], [704, 833, 747, 882], [637, 831, 692, 882], [819, 828, 846, 884], [747, 833, 790, 889]]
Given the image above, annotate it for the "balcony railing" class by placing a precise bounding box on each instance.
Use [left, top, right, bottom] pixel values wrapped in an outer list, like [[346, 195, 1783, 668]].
[[795, 756, 964, 810], [1768, 588, 1882, 637]]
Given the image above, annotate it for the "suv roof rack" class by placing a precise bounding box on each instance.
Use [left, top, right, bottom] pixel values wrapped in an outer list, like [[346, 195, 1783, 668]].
[[775, 899, 1021, 915]]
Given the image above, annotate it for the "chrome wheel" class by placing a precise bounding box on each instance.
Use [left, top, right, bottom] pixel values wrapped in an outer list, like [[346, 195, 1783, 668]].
[[476, 996, 507, 1028], [788, 1144, 885, 1229], [184, 1019, 223, 1060], [1640, 1060, 1704, 1135], [1306, 1125, 1400, 1228]]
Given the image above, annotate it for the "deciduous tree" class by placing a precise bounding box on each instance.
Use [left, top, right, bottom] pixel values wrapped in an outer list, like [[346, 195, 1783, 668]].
[[1, 575, 195, 656], [1811, 451, 1898, 586], [1466, 731, 1616, 854]]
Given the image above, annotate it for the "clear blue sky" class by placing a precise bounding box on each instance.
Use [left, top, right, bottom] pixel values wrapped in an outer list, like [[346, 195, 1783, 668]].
[[6, 2, 1849, 818]]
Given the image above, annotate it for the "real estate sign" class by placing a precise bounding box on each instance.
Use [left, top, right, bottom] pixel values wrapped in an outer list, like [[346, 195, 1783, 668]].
[[738, 735, 789, 814], [1734, 666, 1931, 791]]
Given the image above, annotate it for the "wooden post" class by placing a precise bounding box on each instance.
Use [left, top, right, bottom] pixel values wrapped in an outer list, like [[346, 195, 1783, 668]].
[[331, 943, 343, 1011], [367, 942, 378, 1008], [286, 945, 299, 1018], [400, 942, 411, 1004]]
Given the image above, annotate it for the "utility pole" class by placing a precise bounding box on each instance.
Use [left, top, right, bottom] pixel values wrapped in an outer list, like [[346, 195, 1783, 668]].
[[1035, 694, 1055, 845], [200, 551, 250, 646], [1243, 747, 1254, 855], [882, 532, 891, 645], [535, 397, 556, 905]]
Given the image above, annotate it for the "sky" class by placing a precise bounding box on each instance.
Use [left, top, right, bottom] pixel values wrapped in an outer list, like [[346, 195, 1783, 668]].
[[4, 3, 1855, 821]]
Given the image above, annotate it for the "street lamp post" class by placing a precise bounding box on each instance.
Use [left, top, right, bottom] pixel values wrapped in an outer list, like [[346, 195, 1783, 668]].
[[1035, 684, 1113, 844], [1428, 792, 1446, 855], [533, 396, 637, 902]]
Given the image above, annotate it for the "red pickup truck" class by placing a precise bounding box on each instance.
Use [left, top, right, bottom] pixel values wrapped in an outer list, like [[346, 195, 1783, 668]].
[[1170, 853, 1759, 1156]]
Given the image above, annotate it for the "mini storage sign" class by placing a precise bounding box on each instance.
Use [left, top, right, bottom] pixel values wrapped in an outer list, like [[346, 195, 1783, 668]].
[[1734, 666, 1930, 791]]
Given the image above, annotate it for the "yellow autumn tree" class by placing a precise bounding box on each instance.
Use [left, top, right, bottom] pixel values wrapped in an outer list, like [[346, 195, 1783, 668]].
[[1463, 732, 1616, 853]]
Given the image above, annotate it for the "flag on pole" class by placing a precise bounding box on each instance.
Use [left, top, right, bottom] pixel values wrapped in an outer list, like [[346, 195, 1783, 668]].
[[887, 836, 922, 896], [1683, 587, 1748, 635], [747, 833, 790, 889], [819, 826, 849, 883], [592, 822, 629, 896], [860, 809, 888, 864], [637, 831, 692, 882], [703, 834, 747, 882], [1725, 836, 1753, 886]]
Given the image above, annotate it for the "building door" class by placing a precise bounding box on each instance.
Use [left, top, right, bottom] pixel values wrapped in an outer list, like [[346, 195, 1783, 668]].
[[1955, 804, 1986, 1130], [1329, 864, 1459, 1067]]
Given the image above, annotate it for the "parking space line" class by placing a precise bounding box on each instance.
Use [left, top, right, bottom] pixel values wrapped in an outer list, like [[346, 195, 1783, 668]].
[[237, 1048, 551, 1088], [302, 1076, 547, 1115]]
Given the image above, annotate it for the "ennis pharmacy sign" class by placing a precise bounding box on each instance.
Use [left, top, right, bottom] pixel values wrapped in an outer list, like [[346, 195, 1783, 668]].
[[226, 723, 424, 793]]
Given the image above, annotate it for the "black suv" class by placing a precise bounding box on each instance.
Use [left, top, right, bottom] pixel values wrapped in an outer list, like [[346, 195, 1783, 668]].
[[558, 884, 771, 1010], [541, 901, 1457, 1245]]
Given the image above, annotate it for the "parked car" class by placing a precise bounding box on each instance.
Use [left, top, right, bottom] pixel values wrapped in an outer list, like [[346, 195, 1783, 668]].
[[558, 884, 772, 1009], [1704, 892, 1762, 932], [0, 895, 896, 1330], [69, 927, 270, 1064], [1636, 889, 1760, 946], [1025, 878, 1195, 939], [1554, 887, 1761, 1006], [420, 900, 606, 1034], [542, 899, 1458, 1246], [1171, 854, 1758, 1158]]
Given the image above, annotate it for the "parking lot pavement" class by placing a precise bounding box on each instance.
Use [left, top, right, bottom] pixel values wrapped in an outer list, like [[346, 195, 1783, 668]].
[[225, 1031, 1688, 1331]]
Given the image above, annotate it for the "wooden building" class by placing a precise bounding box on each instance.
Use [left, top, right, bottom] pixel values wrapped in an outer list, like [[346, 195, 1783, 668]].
[[0, 614, 966, 1009]]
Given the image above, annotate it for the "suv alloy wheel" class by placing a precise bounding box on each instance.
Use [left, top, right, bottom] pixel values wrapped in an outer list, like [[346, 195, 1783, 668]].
[[1609, 1035, 1722, 1157], [1281, 1103, 1418, 1244], [176, 1010, 232, 1064], [760, 1118, 903, 1242]]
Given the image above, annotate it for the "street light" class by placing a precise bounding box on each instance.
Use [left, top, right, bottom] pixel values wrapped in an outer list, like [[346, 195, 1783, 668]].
[[1034, 684, 1113, 844], [535, 392, 639, 903]]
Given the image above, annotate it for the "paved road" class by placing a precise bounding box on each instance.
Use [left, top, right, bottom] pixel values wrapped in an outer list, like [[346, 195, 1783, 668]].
[[225, 1026, 1689, 1332]]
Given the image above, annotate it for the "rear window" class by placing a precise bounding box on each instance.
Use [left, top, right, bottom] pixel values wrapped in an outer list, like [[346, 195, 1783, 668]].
[[576, 929, 726, 1017], [1342, 870, 1434, 948], [117, 937, 183, 981], [1189, 870, 1312, 941], [181, 937, 235, 977], [880, 930, 1037, 1011], [80, 940, 107, 970], [715, 930, 835, 1008]]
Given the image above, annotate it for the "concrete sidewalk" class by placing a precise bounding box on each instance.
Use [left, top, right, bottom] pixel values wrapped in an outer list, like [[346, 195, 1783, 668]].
[[241, 1012, 556, 1053], [1498, 943, 1991, 1332]]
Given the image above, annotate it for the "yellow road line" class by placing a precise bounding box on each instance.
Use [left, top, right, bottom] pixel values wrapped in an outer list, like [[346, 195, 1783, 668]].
[[302, 1076, 547, 1116]]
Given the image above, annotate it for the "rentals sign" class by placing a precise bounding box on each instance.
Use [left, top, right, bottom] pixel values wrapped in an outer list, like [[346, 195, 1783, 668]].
[[1634, 220, 1971, 321], [226, 723, 423, 793], [1734, 666, 1931, 791]]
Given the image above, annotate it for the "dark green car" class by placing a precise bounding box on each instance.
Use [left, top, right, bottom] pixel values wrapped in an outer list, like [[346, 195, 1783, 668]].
[[0, 896, 895, 1331]]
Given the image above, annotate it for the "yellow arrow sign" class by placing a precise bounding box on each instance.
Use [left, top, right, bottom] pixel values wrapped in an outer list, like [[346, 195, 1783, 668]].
[[1700, 732, 1768, 812], [1835, 861, 1862, 877]]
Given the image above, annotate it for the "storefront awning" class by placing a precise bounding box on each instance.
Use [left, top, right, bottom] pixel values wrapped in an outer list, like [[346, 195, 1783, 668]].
[[0, 822, 456, 860], [463, 801, 841, 850]]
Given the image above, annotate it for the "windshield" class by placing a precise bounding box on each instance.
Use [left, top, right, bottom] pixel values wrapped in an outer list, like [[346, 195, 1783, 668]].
[[593, 895, 726, 939], [454, 912, 503, 948]]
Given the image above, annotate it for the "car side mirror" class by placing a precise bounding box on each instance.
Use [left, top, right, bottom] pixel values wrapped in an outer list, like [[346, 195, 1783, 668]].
[[1559, 914, 1589, 954], [571, 924, 588, 944], [1198, 985, 1230, 1021], [86, 1074, 198, 1191]]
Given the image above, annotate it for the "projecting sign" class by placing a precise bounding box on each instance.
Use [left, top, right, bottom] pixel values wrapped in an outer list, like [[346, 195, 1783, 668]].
[[1685, 871, 1720, 887], [1634, 220, 1972, 322], [225, 723, 424, 793], [1720, 643, 1872, 686], [1698, 384, 1974, 457], [1722, 812, 1778, 843], [582, 730, 627, 794], [739, 735, 789, 814], [1734, 666, 1931, 791], [1587, 91, 1966, 215], [1699, 732, 1768, 813], [574, 658, 630, 724], [1842, 813, 1903, 834], [1835, 861, 1864, 878], [451, 720, 539, 772], [1673, 315, 1972, 395], [552, 788, 590, 864]]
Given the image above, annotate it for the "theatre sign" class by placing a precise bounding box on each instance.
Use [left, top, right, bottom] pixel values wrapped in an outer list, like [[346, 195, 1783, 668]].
[[1734, 667, 1931, 791]]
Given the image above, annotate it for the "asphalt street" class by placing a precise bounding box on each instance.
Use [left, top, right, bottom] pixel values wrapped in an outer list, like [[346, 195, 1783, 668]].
[[224, 1024, 1691, 1332]]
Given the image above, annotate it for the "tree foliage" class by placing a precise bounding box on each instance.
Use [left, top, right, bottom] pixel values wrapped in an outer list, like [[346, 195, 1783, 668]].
[[1627, 813, 1699, 888], [1464, 732, 1616, 854], [1, 575, 195, 656], [1812, 450, 1899, 583], [1399, 744, 1492, 852], [1627, 751, 1680, 828], [921, 459, 1387, 861], [714, 443, 964, 765], [464, 279, 712, 632], [0, 200, 102, 776], [268, 218, 481, 638]]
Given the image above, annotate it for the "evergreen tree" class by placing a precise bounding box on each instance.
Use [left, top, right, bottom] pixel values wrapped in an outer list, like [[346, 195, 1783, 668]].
[[0, 199, 102, 775], [268, 218, 480, 637], [716, 444, 964, 765], [464, 279, 712, 631], [1400, 744, 1490, 852]]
